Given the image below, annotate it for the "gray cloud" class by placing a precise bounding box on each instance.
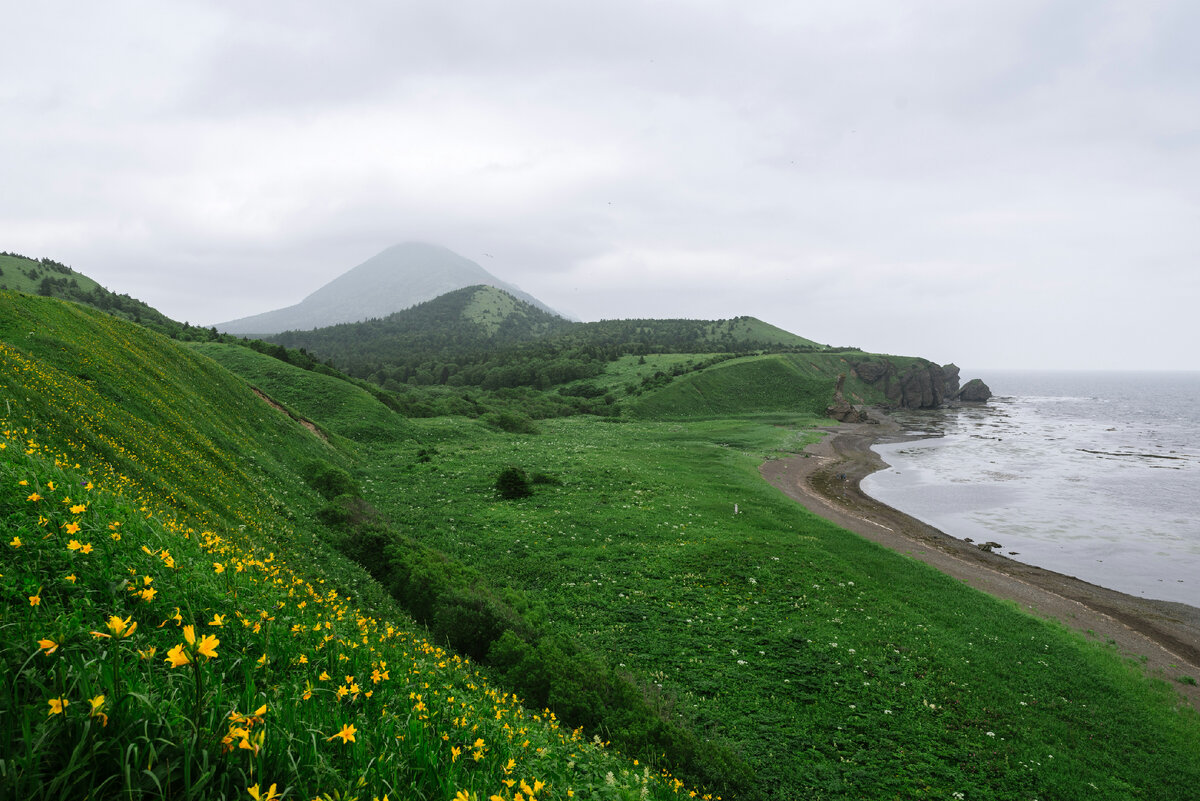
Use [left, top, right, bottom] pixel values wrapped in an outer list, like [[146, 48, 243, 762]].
[[2, 1, 1197, 370]]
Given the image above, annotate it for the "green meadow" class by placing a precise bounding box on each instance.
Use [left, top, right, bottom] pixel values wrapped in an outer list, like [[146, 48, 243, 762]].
[[3, 291, 1199, 799]]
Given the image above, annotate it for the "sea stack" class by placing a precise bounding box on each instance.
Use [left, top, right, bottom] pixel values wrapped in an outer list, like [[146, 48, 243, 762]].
[[955, 378, 992, 402]]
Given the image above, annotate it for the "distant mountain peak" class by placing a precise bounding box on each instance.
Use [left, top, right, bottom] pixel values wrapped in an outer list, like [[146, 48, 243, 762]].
[[215, 243, 562, 336]]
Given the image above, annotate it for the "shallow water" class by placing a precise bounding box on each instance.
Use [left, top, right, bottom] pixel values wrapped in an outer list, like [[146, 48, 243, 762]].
[[861, 370, 1200, 607]]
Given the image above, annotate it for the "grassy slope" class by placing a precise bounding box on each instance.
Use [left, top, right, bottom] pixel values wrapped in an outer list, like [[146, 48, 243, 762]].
[[0, 254, 107, 296], [187, 342, 414, 447], [363, 415, 1200, 799], [628, 355, 833, 418], [0, 291, 330, 527], [710, 316, 824, 349], [624, 351, 917, 419], [0, 292, 687, 800], [198, 313, 1200, 798], [462, 285, 534, 337], [0, 254, 185, 335], [7, 290, 1200, 799]]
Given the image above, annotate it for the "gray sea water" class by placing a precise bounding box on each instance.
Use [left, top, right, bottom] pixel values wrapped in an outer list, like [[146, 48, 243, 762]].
[[861, 370, 1200, 608]]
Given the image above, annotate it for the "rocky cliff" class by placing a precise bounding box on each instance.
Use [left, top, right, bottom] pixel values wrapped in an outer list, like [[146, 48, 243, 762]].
[[850, 359, 949, 409], [847, 358, 988, 409]]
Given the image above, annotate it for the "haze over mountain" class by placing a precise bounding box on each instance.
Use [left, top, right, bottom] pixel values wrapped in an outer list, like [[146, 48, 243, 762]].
[[216, 242, 564, 336]]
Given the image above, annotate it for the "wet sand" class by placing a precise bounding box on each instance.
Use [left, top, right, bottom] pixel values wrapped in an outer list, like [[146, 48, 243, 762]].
[[759, 413, 1200, 709]]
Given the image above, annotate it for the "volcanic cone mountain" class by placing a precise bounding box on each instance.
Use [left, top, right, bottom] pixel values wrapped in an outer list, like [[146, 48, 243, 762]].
[[215, 242, 562, 335]]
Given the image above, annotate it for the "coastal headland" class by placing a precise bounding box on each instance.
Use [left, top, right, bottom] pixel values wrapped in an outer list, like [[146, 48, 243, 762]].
[[760, 413, 1200, 709]]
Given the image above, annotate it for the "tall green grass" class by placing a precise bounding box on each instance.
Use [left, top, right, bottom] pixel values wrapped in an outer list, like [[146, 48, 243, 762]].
[[0, 292, 702, 800]]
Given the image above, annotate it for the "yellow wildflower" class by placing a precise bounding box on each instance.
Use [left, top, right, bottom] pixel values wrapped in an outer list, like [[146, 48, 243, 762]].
[[208, 614, 225, 627], [106, 614, 137, 639], [27, 492, 42, 502], [246, 783, 281, 801], [47, 697, 68, 715], [327, 723, 357, 743], [29, 588, 42, 606], [165, 643, 191, 668], [37, 637, 60, 655], [180, 626, 218, 659], [70, 504, 87, 514], [63, 521, 81, 535], [8, 536, 20, 548], [89, 695, 108, 726]]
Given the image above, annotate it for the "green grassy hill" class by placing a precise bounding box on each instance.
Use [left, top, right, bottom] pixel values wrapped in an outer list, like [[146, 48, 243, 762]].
[[269, 285, 574, 380], [0, 291, 692, 800], [618, 350, 931, 419], [0, 253, 189, 338], [4, 289, 1199, 800], [628, 354, 834, 418], [188, 342, 415, 446]]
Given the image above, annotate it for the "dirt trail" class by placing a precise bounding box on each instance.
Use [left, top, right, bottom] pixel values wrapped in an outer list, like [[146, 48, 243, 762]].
[[250, 387, 328, 442], [759, 415, 1200, 710]]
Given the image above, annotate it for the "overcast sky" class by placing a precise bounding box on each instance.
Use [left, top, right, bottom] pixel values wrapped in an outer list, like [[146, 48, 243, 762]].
[[4, 1, 1198, 371]]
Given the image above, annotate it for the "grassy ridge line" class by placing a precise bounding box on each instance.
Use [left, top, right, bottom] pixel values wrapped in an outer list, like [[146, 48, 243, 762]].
[[0, 254, 185, 336], [0, 254, 109, 296], [187, 342, 414, 447], [623, 350, 938, 420], [628, 355, 833, 418], [0, 292, 699, 800], [0, 292, 330, 529]]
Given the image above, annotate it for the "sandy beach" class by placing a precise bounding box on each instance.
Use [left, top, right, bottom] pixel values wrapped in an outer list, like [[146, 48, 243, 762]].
[[759, 413, 1200, 709]]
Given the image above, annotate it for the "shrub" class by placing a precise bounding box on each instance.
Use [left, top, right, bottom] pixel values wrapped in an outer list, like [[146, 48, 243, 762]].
[[482, 411, 540, 434], [495, 466, 533, 499], [301, 459, 358, 500]]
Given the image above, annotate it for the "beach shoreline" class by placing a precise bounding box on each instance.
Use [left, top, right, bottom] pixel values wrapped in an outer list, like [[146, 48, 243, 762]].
[[759, 412, 1200, 709]]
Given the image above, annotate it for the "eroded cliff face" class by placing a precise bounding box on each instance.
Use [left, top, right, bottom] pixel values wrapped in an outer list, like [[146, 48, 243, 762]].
[[850, 359, 955, 409], [845, 359, 990, 408]]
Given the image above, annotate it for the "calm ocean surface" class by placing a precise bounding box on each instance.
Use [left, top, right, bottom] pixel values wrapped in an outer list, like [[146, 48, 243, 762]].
[[861, 370, 1200, 608]]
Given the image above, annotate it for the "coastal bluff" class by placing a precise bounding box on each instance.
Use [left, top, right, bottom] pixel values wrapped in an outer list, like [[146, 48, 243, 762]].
[[849, 358, 990, 408]]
